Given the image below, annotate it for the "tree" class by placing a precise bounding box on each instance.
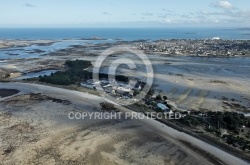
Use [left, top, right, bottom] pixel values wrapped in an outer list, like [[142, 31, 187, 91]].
[[5, 74, 10, 78], [147, 89, 155, 97], [156, 94, 162, 101], [163, 96, 168, 100]]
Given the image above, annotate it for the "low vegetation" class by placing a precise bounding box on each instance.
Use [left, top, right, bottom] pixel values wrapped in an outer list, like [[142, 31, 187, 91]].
[[179, 111, 250, 152], [100, 102, 118, 112], [39, 60, 128, 85], [39, 60, 92, 85]]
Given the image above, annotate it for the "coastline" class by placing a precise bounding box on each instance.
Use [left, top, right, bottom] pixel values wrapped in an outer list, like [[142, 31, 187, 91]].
[[1, 38, 250, 164], [1, 38, 250, 58], [125, 103, 250, 163], [0, 39, 56, 49], [0, 82, 249, 165]]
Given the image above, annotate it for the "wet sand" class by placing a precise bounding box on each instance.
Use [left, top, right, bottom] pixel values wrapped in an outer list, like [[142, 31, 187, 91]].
[[0, 83, 211, 165], [0, 82, 249, 165], [1, 41, 249, 113]]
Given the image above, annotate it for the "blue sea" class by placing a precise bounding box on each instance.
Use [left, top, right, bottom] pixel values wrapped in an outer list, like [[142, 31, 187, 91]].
[[0, 27, 250, 60], [0, 28, 249, 40]]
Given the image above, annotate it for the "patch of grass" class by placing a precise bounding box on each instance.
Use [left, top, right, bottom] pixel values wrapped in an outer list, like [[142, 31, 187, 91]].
[[100, 102, 118, 112]]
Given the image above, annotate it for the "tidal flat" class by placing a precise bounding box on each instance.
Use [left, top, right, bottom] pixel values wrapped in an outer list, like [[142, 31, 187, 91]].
[[0, 39, 250, 164]]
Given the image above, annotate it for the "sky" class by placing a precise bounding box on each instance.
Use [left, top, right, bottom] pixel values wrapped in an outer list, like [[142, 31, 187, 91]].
[[0, 0, 250, 28]]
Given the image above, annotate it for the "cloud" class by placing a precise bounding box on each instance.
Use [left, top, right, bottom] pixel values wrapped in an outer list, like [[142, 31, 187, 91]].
[[158, 12, 178, 18], [181, 15, 192, 19], [162, 18, 179, 24], [213, 19, 220, 23], [197, 10, 224, 16], [211, 1, 234, 10], [25, 3, 36, 7], [227, 9, 250, 18], [102, 12, 111, 15], [191, 7, 250, 26], [197, 9, 250, 19], [161, 9, 174, 12], [141, 12, 153, 16], [164, 19, 173, 23]]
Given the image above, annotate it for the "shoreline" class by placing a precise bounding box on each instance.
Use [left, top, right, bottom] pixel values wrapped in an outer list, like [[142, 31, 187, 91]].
[[0, 82, 249, 165], [126, 103, 250, 163], [1, 38, 250, 163], [1, 39, 250, 59], [30, 82, 250, 162], [0, 39, 57, 49]]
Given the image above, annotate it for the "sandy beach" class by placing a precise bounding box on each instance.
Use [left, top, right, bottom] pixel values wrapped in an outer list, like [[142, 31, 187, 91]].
[[0, 39, 250, 165], [1, 0, 250, 164], [0, 82, 249, 165]]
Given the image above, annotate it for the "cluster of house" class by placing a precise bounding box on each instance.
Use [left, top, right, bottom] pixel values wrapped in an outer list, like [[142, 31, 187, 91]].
[[81, 79, 142, 99], [137, 39, 250, 56], [81, 79, 173, 113]]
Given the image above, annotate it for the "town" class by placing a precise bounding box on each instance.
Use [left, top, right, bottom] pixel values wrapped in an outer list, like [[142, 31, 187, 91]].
[[137, 38, 250, 56]]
